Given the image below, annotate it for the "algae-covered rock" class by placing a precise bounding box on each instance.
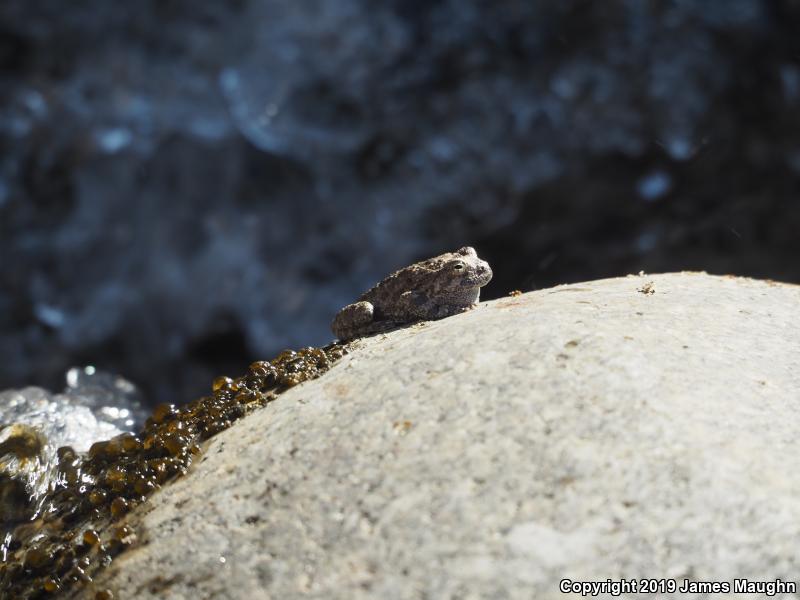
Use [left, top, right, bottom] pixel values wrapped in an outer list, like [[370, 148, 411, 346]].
[[80, 273, 800, 599], [0, 348, 347, 598], [0, 369, 146, 526], [0, 424, 50, 523]]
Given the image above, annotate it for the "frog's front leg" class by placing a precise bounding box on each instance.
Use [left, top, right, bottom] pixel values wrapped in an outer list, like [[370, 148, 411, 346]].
[[331, 301, 375, 341]]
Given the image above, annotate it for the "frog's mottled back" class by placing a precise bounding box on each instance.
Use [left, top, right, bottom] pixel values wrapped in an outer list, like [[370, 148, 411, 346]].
[[331, 246, 492, 341]]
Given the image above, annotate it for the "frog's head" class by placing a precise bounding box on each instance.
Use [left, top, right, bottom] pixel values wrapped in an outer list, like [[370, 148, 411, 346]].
[[424, 246, 493, 306]]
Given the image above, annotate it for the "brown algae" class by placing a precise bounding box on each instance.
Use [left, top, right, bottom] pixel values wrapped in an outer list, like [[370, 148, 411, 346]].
[[0, 344, 347, 598]]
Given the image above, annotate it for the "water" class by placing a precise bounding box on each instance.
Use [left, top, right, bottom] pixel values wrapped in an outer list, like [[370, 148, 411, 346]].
[[0, 367, 147, 525]]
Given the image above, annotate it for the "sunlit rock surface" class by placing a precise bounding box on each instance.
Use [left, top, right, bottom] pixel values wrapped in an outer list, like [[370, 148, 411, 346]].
[[90, 273, 800, 599]]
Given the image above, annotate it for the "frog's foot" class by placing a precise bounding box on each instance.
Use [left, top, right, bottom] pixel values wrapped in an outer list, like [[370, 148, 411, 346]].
[[331, 301, 375, 341], [433, 302, 476, 318]]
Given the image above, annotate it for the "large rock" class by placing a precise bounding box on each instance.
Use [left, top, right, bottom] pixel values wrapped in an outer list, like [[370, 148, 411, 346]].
[[88, 273, 800, 599]]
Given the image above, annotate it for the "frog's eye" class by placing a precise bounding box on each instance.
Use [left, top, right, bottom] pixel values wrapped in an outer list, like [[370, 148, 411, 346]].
[[452, 262, 464, 270]]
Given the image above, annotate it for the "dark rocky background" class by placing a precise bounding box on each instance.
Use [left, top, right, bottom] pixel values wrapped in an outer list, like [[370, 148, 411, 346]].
[[1, 0, 798, 408]]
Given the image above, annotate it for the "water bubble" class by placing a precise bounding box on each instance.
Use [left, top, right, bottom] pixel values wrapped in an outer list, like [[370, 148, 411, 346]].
[[33, 304, 66, 328], [636, 171, 672, 201], [666, 137, 692, 161], [95, 128, 132, 153]]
